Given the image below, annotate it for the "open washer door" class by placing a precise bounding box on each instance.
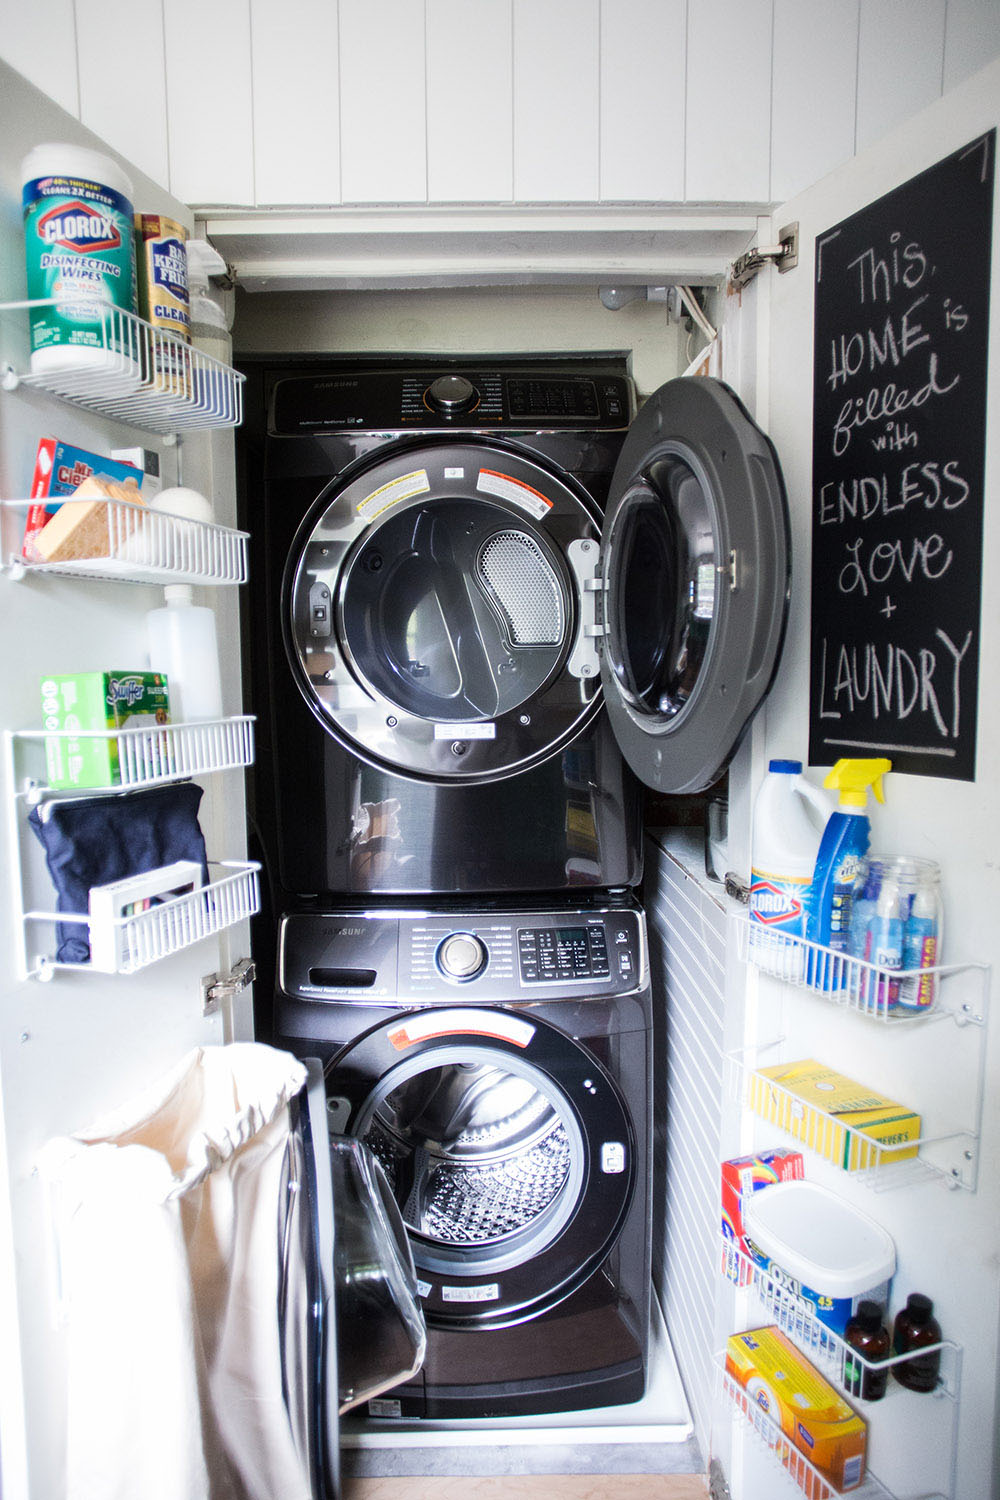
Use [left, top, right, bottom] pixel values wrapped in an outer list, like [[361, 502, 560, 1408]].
[[597, 377, 790, 794]]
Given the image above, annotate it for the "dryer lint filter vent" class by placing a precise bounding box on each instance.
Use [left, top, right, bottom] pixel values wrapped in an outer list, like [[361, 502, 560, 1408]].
[[478, 531, 563, 646]]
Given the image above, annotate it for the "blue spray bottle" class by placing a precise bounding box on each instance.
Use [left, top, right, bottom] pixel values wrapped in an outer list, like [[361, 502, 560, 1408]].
[[805, 758, 891, 984]]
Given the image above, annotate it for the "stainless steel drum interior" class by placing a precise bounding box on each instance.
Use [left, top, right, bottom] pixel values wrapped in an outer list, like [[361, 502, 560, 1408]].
[[337, 497, 571, 722], [352, 1043, 586, 1277]]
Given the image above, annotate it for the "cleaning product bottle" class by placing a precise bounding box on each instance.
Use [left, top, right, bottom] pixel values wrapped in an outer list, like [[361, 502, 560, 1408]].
[[849, 858, 883, 957], [805, 759, 892, 983], [864, 869, 904, 1013], [892, 1292, 943, 1392], [843, 1300, 891, 1401], [146, 585, 223, 721], [899, 860, 943, 1011], [186, 238, 232, 365], [749, 759, 830, 974]]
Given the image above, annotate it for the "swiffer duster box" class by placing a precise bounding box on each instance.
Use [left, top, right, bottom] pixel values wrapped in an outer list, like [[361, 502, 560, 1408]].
[[41, 672, 170, 789], [721, 1149, 804, 1284], [748, 1059, 920, 1172], [726, 1326, 867, 1493]]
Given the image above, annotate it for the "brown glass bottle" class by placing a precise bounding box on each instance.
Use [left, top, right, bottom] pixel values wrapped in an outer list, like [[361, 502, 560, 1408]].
[[892, 1292, 942, 1392], [843, 1300, 890, 1400]]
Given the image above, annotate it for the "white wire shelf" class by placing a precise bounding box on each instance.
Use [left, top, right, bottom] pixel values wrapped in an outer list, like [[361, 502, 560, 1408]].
[[23, 859, 260, 977], [719, 1359, 900, 1500], [13, 717, 255, 798], [2, 497, 248, 584], [724, 1046, 979, 1191], [720, 1238, 961, 1402], [1, 298, 243, 432], [733, 914, 988, 1028]]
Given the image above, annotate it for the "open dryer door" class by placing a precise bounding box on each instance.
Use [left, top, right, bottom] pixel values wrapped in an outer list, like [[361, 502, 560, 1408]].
[[597, 377, 790, 794]]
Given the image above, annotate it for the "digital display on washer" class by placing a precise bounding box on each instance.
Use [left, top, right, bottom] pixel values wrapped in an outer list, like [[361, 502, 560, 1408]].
[[517, 924, 611, 983]]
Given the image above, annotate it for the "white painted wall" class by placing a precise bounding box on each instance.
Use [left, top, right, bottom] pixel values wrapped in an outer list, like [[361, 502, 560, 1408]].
[[231, 283, 698, 393], [1, 0, 998, 212]]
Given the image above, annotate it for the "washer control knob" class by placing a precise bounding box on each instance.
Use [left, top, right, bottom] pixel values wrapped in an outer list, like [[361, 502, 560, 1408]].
[[437, 932, 487, 980], [425, 374, 478, 414]]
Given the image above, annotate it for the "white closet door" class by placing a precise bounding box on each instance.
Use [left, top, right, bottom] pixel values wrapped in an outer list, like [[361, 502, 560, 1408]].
[[686, 0, 772, 203], [164, 0, 255, 205], [427, 0, 513, 203], [771, 0, 859, 203], [0, 0, 78, 116], [76, 0, 169, 189], [856, 0, 947, 151], [512, 0, 599, 202], [943, 0, 1000, 89], [252, 0, 341, 206], [339, 0, 427, 203], [599, 0, 685, 202]]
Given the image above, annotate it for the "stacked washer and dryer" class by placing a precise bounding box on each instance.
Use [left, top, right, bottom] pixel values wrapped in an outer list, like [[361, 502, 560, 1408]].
[[237, 355, 789, 1422]]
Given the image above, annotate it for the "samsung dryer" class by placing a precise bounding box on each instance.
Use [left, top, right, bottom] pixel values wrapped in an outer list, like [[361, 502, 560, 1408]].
[[237, 357, 789, 904]]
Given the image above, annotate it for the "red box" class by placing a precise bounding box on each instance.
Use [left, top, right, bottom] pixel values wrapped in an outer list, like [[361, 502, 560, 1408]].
[[721, 1149, 804, 1284]]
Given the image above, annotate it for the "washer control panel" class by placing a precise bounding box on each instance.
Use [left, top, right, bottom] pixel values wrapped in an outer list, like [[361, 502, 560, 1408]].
[[279, 908, 646, 1003], [406, 909, 644, 998]]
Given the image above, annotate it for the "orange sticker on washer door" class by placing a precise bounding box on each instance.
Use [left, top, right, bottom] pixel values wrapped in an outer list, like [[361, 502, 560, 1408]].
[[387, 1008, 535, 1050], [476, 469, 553, 519], [357, 468, 430, 520]]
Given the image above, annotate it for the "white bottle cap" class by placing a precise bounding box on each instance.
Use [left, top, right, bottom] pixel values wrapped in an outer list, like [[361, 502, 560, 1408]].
[[164, 583, 194, 605]]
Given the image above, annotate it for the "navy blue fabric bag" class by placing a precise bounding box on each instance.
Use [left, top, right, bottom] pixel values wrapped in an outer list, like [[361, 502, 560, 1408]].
[[29, 783, 210, 963]]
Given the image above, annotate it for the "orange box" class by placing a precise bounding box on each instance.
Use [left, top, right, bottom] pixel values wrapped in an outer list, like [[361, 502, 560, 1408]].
[[726, 1326, 866, 1493]]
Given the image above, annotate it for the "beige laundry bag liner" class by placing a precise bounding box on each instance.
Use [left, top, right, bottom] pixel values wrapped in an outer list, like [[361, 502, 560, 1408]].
[[40, 1043, 312, 1500]]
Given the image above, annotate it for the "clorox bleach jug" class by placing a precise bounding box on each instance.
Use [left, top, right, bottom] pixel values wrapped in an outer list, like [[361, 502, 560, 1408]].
[[749, 759, 829, 973]]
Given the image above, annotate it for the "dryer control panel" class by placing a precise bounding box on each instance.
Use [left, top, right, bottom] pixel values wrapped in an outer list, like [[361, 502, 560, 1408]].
[[270, 366, 633, 433], [278, 907, 646, 1003]]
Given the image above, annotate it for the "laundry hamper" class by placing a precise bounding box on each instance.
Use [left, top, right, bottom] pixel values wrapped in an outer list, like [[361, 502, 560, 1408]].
[[40, 1043, 335, 1500]]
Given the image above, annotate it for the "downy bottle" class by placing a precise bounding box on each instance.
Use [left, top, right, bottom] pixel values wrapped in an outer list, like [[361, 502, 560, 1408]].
[[805, 758, 891, 987]]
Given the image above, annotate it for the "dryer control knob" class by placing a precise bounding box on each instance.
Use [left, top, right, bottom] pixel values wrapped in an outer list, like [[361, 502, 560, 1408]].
[[425, 375, 478, 415], [437, 932, 487, 980]]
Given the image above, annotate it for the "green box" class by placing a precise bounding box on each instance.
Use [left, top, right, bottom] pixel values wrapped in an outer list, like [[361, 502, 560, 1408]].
[[41, 671, 171, 789]]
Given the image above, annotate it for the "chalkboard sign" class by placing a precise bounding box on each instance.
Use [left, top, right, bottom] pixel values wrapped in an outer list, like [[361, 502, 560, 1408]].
[[809, 131, 995, 781]]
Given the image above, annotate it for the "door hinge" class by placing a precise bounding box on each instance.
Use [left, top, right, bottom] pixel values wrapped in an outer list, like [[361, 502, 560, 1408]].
[[202, 957, 256, 1015], [730, 222, 799, 290], [708, 1458, 733, 1500], [566, 537, 605, 680]]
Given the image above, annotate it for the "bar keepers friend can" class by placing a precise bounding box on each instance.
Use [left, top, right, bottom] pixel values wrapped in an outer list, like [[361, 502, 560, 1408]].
[[21, 142, 138, 376], [135, 214, 190, 395]]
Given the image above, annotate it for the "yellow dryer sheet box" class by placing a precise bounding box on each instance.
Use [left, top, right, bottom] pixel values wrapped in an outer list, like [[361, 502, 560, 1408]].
[[748, 1058, 920, 1172], [726, 1326, 867, 1493]]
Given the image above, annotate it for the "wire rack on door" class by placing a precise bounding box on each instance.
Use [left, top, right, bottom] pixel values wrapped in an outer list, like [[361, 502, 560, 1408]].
[[718, 1360, 911, 1500], [12, 717, 255, 795], [723, 1044, 981, 1192], [1, 298, 244, 432], [1, 498, 249, 584], [720, 1238, 962, 1401], [732, 913, 988, 1028], [5, 721, 259, 980], [21, 860, 260, 978]]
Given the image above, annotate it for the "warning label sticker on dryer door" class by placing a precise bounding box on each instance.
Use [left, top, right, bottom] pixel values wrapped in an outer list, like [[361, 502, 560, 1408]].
[[357, 468, 430, 520], [477, 468, 553, 518]]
